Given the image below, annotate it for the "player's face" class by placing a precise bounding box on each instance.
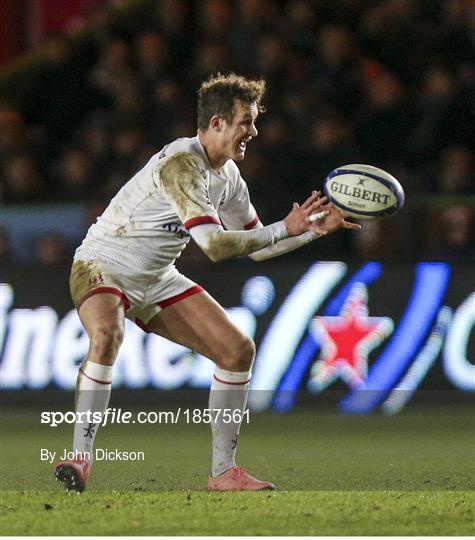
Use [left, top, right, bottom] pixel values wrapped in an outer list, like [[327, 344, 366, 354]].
[[221, 100, 258, 161]]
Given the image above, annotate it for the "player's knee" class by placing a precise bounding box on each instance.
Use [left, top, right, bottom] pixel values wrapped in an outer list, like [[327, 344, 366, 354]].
[[89, 323, 124, 364], [223, 337, 256, 372]]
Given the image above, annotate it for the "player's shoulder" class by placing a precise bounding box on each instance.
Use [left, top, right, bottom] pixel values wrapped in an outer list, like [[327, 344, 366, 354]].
[[153, 137, 210, 192], [156, 136, 205, 165], [152, 137, 207, 181]]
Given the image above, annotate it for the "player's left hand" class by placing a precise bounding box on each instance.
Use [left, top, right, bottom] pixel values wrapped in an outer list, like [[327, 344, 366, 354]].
[[309, 201, 361, 236]]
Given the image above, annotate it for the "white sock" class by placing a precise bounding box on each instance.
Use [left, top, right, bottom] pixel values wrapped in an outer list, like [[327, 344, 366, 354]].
[[209, 367, 252, 477], [72, 360, 113, 461]]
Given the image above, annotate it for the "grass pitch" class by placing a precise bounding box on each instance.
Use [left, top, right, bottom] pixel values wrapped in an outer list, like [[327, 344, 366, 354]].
[[1, 403, 474, 535], [2, 490, 473, 536]]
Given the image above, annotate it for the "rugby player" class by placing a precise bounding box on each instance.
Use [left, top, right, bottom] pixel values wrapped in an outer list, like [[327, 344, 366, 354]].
[[54, 73, 360, 492]]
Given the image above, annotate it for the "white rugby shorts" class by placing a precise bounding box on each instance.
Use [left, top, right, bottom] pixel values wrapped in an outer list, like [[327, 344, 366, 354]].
[[70, 260, 203, 330]]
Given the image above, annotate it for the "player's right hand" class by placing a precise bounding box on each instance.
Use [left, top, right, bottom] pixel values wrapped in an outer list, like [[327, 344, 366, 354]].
[[283, 191, 330, 236]]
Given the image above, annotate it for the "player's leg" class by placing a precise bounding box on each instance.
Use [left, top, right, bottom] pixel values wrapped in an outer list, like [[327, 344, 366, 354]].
[[145, 290, 274, 491], [72, 293, 125, 455], [55, 292, 126, 492]]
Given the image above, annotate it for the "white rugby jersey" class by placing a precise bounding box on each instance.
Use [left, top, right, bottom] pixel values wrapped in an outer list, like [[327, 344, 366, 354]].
[[75, 136, 260, 276]]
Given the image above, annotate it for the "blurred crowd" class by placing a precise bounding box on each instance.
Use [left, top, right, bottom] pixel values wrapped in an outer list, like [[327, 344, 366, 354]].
[[0, 0, 474, 263]]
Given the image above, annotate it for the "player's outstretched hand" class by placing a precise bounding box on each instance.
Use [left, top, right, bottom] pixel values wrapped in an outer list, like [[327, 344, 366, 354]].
[[309, 201, 361, 236], [283, 191, 328, 236], [283, 191, 361, 237]]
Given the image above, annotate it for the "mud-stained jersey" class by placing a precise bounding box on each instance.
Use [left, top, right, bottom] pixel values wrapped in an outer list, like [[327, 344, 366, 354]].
[[75, 136, 259, 276]]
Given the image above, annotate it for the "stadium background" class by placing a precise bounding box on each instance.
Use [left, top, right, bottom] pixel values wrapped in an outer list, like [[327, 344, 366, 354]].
[[0, 0, 474, 535]]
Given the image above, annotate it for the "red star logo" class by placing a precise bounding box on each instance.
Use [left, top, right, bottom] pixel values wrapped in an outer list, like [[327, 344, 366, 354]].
[[308, 283, 393, 391]]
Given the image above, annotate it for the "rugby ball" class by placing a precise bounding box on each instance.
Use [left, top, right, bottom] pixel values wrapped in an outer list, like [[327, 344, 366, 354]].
[[323, 164, 404, 219]]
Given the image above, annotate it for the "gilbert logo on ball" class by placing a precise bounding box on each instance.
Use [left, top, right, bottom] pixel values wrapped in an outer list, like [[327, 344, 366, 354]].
[[323, 164, 405, 219]]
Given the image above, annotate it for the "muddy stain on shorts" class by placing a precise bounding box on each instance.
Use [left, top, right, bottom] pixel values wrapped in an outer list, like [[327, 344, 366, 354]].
[[70, 260, 107, 308]]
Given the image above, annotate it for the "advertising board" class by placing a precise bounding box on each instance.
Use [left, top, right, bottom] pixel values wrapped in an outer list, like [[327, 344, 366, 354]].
[[1, 260, 473, 414]]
